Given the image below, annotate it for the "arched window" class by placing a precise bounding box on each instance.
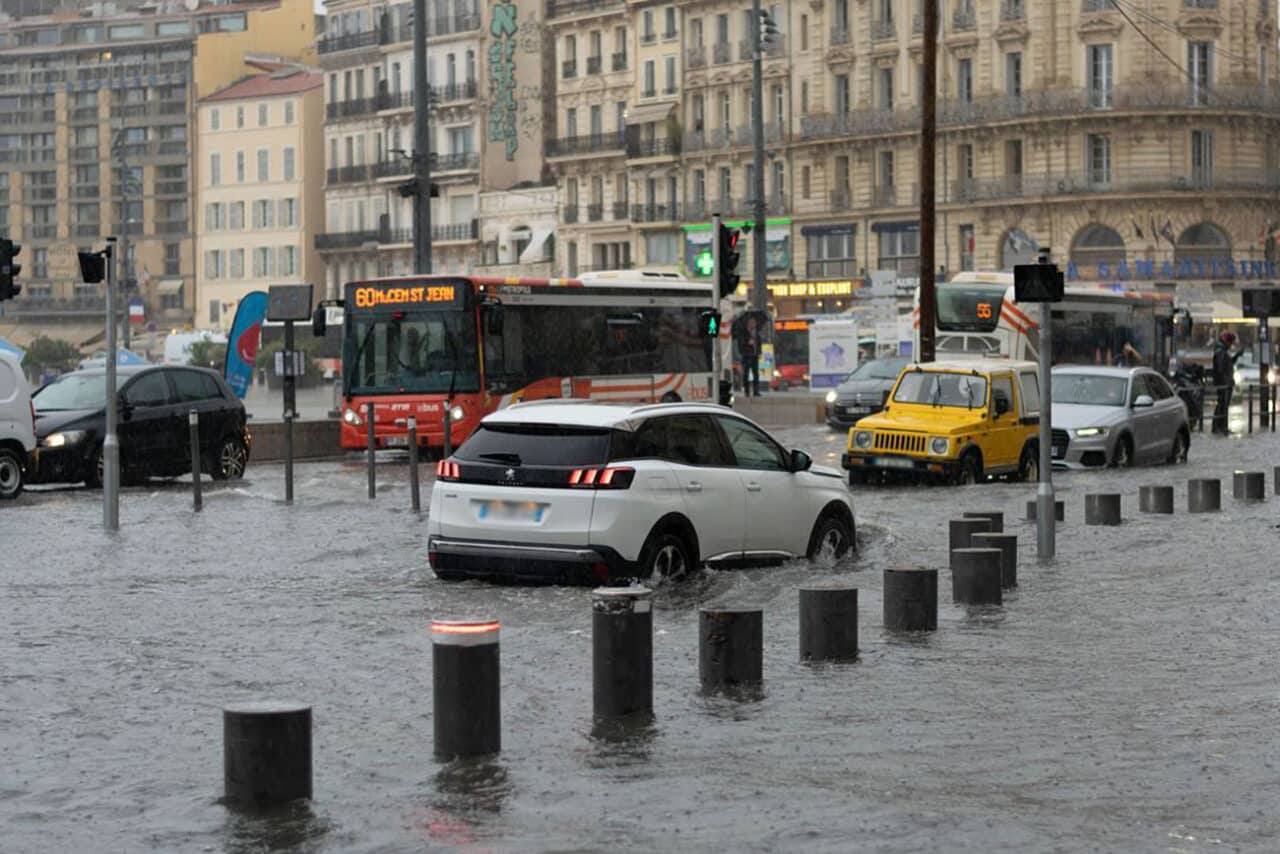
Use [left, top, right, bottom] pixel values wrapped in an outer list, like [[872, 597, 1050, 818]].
[[1174, 221, 1230, 266], [1000, 227, 1038, 270], [1070, 223, 1126, 271]]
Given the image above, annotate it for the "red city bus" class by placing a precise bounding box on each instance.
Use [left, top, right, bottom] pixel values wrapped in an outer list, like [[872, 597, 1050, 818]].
[[319, 271, 717, 451]]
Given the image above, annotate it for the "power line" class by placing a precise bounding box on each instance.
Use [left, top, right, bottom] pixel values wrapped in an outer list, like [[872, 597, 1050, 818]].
[[1110, 0, 1248, 65], [1109, 0, 1195, 85]]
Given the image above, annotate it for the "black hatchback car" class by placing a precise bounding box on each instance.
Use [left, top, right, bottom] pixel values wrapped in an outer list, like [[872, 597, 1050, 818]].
[[32, 365, 251, 486]]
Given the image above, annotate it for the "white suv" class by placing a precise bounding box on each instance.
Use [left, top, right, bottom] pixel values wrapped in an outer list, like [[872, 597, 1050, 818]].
[[427, 401, 856, 584], [0, 350, 35, 500]]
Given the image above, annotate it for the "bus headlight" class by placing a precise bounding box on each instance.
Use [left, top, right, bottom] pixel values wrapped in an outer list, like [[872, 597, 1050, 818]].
[[825, 390, 837, 404], [450, 404, 465, 422], [853, 430, 872, 449], [929, 436, 949, 455], [772, 369, 782, 379], [343, 408, 363, 427]]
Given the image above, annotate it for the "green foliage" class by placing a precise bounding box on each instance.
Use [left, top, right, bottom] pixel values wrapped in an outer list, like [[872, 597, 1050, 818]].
[[256, 335, 323, 371], [22, 335, 81, 380], [187, 338, 228, 370]]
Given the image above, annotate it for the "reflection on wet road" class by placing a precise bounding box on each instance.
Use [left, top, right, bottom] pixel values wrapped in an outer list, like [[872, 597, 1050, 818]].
[[3, 424, 1279, 852]]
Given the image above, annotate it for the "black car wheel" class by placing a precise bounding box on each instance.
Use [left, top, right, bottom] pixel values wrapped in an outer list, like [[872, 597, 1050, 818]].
[[636, 529, 693, 581], [210, 436, 248, 480], [0, 446, 24, 499], [84, 445, 104, 488], [807, 514, 854, 562]]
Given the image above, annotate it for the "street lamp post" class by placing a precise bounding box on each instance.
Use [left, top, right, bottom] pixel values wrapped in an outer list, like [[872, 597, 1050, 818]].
[[111, 129, 137, 352], [412, 0, 433, 274]]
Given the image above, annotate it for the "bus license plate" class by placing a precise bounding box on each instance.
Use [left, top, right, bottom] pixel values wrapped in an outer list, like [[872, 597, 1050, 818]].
[[476, 500, 547, 524], [385, 436, 408, 447], [874, 456, 915, 470]]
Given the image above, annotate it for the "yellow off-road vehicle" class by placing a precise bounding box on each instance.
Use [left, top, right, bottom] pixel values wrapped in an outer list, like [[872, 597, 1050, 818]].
[[841, 359, 1041, 485]]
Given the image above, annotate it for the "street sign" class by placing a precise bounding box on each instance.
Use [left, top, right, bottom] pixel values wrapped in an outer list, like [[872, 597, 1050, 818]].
[[1013, 263, 1064, 302], [267, 283, 315, 322], [274, 349, 306, 377], [695, 249, 714, 276], [1242, 288, 1280, 318]]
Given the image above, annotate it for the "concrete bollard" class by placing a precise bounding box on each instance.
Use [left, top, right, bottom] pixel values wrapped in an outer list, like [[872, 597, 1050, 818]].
[[1232, 470, 1266, 502], [699, 607, 763, 688], [1275, 466, 1280, 496], [962, 511, 1003, 533], [971, 532, 1018, 589], [1188, 478, 1221, 513], [1138, 485, 1174, 514], [798, 586, 858, 662], [882, 568, 937, 632], [431, 619, 501, 759], [1025, 499, 1065, 522], [1084, 493, 1122, 526], [592, 586, 653, 720], [950, 548, 1003, 606], [223, 702, 312, 807], [949, 517, 993, 552]]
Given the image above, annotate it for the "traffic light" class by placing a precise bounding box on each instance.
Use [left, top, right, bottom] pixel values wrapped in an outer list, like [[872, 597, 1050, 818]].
[[716, 222, 742, 300], [0, 238, 21, 301], [759, 9, 781, 49], [699, 309, 722, 338]]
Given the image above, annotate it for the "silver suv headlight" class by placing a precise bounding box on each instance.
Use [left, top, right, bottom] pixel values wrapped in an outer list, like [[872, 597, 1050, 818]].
[[929, 436, 949, 455], [852, 430, 872, 449], [1074, 426, 1107, 438], [825, 390, 837, 404]]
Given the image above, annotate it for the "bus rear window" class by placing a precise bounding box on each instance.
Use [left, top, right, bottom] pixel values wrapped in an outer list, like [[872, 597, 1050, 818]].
[[936, 285, 1005, 333], [456, 424, 614, 467]]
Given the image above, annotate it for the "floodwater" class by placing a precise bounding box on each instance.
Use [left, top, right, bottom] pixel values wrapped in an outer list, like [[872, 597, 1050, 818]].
[[3, 424, 1279, 853]]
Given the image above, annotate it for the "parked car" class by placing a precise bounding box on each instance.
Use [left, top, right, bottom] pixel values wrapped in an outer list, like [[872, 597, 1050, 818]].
[[1050, 366, 1190, 469], [1234, 348, 1278, 389], [824, 356, 912, 429], [31, 365, 250, 486], [427, 401, 855, 584], [842, 359, 1042, 485], [0, 350, 36, 499]]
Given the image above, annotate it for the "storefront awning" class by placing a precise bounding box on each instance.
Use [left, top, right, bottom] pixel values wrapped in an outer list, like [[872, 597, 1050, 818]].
[[625, 102, 675, 125], [0, 323, 105, 350], [801, 223, 857, 237], [156, 279, 183, 295], [518, 226, 554, 264], [871, 221, 918, 234]]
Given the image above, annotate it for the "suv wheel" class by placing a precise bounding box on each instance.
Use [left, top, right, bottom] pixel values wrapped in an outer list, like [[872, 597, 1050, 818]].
[[1167, 430, 1189, 464], [955, 452, 981, 486], [807, 514, 853, 562], [1018, 445, 1039, 482], [0, 447, 24, 499], [210, 436, 248, 480], [1111, 435, 1134, 468], [636, 530, 693, 581]]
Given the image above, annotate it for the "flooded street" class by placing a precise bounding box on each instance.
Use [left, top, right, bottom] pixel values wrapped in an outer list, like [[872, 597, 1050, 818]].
[[3, 424, 1279, 852]]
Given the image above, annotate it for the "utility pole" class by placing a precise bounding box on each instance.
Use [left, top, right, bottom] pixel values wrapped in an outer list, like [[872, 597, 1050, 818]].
[[412, 0, 433, 274], [103, 239, 120, 532], [750, 0, 766, 312], [113, 131, 132, 351], [918, 0, 938, 363]]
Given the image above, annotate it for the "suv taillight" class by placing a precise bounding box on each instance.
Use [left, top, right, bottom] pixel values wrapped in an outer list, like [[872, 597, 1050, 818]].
[[435, 459, 461, 480], [569, 466, 635, 489]]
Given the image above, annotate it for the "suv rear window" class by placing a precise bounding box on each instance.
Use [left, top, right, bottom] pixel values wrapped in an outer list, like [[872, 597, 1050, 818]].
[[456, 424, 614, 467]]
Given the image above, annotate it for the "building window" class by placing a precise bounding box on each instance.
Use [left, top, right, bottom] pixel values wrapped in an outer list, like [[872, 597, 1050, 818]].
[[693, 169, 706, 206], [800, 13, 808, 50], [253, 247, 273, 277], [258, 103, 268, 127], [644, 60, 656, 96], [210, 108, 220, 131], [645, 232, 679, 264], [164, 243, 181, 276], [1005, 51, 1022, 98], [567, 240, 578, 276], [279, 245, 298, 276], [280, 198, 298, 228], [284, 100, 295, 124], [643, 9, 655, 41], [1005, 139, 1023, 192], [692, 94, 704, 133], [957, 58, 972, 103], [1191, 129, 1214, 187], [205, 202, 223, 231], [807, 229, 856, 278], [204, 249, 223, 279], [1189, 41, 1212, 106], [32, 248, 48, 279], [1087, 133, 1111, 187], [283, 147, 296, 181], [1070, 223, 1127, 271], [566, 108, 578, 138], [664, 6, 677, 38], [229, 248, 244, 278], [877, 228, 919, 274], [801, 80, 809, 113], [256, 148, 270, 181], [236, 106, 245, 128], [959, 224, 975, 272], [664, 55, 676, 93], [236, 151, 245, 182], [878, 66, 894, 111], [878, 150, 895, 190], [209, 153, 221, 185], [835, 74, 850, 115], [1088, 43, 1113, 108], [957, 143, 973, 181], [718, 166, 732, 203], [229, 201, 244, 230], [801, 165, 810, 199], [252, 199, 274, 229], [719, 92, 731, 129]]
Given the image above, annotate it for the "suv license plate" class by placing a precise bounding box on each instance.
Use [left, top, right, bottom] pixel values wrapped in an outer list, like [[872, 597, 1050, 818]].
[[476, 500, 547, 523], [385, 436, 408, 447], [874, 456, 915, 470]]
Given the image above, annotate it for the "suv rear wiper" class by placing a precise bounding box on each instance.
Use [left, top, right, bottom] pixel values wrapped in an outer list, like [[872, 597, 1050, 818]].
[[477, 452, 522, 465]]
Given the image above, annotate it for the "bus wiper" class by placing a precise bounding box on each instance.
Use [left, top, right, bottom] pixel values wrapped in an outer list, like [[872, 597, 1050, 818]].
[[478, 452, 522, 465]]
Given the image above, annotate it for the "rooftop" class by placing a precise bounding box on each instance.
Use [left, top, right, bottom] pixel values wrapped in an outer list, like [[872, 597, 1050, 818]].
[[202, 69, 321, 102]]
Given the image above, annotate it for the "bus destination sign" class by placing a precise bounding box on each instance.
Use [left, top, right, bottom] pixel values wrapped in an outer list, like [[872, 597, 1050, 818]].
[[350, 282, 467, 309]]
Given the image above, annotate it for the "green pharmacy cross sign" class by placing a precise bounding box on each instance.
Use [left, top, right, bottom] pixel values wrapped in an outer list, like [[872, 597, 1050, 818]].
[[695, 249, 715, 276]]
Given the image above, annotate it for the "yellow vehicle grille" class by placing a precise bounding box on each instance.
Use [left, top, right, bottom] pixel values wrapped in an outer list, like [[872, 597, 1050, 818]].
[[872, 431, 926, 454]]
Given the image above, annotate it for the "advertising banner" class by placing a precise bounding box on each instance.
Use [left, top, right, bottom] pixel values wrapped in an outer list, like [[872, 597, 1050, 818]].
[[223, 291, 268, 399], [808, 318, 860, 389]]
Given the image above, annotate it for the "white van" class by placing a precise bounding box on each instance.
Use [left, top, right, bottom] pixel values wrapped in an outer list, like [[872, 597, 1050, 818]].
[[0, 350, 35, 499], [163, 330, 227, 366]]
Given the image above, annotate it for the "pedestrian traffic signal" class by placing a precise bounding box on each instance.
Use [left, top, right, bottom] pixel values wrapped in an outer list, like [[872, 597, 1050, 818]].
[[0, 238, 21, 301], [699, 309, 722, 338], [759, 9, 781, 49], [717, 223, 741, 300]]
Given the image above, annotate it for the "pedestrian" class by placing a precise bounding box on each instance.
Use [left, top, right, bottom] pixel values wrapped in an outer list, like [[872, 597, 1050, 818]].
[[1211, 330, 1241, 435], [740, 317, 761, 398]]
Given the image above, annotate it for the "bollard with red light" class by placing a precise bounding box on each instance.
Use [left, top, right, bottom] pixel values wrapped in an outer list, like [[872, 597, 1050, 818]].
[[431, 619, 501, 759]]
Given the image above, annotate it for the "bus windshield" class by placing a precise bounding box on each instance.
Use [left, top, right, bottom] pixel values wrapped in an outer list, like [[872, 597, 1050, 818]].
[[772, 324, 809, 365], [346, 310, 479, 395], [936, 284, 1006, 333]]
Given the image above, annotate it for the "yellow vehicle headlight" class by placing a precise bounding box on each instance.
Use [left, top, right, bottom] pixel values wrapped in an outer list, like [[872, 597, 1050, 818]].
[[853, 430, 872, 449], [929, 436, 949, 455]]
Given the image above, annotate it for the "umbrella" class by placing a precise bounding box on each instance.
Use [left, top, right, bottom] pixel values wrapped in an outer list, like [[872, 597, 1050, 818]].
[[114, 348, 148, 366]]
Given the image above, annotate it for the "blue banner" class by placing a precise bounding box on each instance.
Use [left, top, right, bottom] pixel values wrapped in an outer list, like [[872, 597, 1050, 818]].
[[223, 291, 268, 399]]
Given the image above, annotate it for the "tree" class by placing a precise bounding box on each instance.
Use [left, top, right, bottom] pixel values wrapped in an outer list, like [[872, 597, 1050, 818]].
[[188, 338, 228, 370], [22, 336, 81, 381]]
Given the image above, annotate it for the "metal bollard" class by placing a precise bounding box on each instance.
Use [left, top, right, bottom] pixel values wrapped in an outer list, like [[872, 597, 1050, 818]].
[[1232, 470, 1266, 501], [431, 619, 501, 759], [950, 548, 1003, 606], [366, 401, 376, 500], [1248, 386, 1254, 435], [883, 568, 938, 632], [1188, 478, 1221, 513], [189, 409, 202, 512], [962, 511, 1003, 533], [1084, 493, 1122, 526], [1138, 485, 1174, 514], [1025, 499, 1064, 522], [223, 702, 312, 807], [798, 586, 858, 662], [442, 408, 453, 458], [971, 532, 1018, 589], [592, 586, 653, 721], [407, 416, 421, 514], [699, 607, 763, 688], [1275, 465, 1280, 495], [949, 517, 992, 552]]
